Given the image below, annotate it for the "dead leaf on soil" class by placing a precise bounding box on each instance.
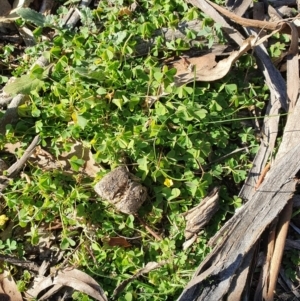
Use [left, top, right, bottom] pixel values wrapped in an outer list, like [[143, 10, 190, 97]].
[[29, 140, 100, 178], [26, 267, 108, 301], [0, 269, 22, 301], [4, 142, 21, 154], [173, 35, 257, 85], [171, 53, 217, 76], [104, 236, 132, 248]]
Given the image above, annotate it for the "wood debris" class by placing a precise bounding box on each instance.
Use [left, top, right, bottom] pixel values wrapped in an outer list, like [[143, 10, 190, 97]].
[[177, 0, 300, 299]]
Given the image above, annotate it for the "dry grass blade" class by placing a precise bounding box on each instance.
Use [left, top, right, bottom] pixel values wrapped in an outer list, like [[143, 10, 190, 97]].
[[259, 222, 276, 300], [12, 0, 34, 9], [0, 94, 24, 135], [0, 135, 40, 193], [40, 0, 55, 15], [285, 21, 299, 108], [229, 0, 252, 16], [6, 135, 40, 178]]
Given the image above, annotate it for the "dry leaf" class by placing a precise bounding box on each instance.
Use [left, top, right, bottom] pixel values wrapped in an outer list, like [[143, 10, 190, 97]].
[[119, 7, 132, 16], [105, 237, 132, 248], [60, 140, 100, 177], [0, 269, 23, 301], [26, 268, 108, 301], [129, 2, 138, 12], [0, 0, 35, 22], [171, 53, 217, 76], [29, 140, 100, 178], [183, 234, 197, 251], [174, 36, 256, 85], [18, 26, 36, 46]]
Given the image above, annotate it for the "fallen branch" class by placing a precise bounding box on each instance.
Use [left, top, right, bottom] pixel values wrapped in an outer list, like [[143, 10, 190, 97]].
[[204, 0, 300, 35], [0, 135, 40, 193]]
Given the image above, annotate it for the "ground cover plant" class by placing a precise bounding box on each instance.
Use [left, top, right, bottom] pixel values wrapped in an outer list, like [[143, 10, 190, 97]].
[[1, 0, 299, 300]]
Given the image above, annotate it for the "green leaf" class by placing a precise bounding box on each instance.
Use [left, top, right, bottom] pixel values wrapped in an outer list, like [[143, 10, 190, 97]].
[[72, 112, 88, 129], [162, 187, 181, 201], [137, 157, 149, 173], [60, 238, 70, 250], [69, 156, 85, 172], [96, 87, 107, 95], [32, 104, 41, 117], [4, 75, 44, 95], [0, 76, 8, 84], [30, 65, 45, 79], [126, 215, 135, 229], [125, 292, 133, 301], [114, 30, 127, 45], [18, 104, 32, 117], [16, 8, 46, 27], [112, 98, 123, 110], [225, 84, 237, 95], [154, 71, 163, 81], [75, 68, 106, 81], [77, 115, 88, 129], [35, 120, 43, 133]]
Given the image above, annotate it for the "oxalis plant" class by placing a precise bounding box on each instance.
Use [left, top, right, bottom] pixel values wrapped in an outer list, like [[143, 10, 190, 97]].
[[0, 0, 269, 300]]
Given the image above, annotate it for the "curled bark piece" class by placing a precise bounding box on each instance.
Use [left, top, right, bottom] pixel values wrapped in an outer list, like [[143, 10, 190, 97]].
[[94, 166, 147, 214], [183, 187, 219, 240]]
